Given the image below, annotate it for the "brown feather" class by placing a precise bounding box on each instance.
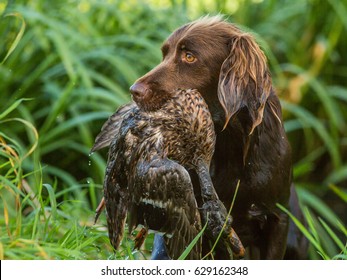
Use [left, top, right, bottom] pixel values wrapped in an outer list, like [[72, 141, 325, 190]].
[[91, 102, 137, 152]]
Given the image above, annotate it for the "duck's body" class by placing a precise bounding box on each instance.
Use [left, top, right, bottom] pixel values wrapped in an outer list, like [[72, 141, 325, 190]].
[[93, 89, 243, 259]]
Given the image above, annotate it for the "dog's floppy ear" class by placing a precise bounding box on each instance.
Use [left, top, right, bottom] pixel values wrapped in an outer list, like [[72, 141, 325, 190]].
[[218, 34, 272, 134]]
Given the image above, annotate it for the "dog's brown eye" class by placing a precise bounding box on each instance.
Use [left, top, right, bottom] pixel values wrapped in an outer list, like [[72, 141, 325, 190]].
[[183, 52, 196, 63]]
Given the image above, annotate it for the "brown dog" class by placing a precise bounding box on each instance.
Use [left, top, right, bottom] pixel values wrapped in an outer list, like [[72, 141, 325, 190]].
[[128, 16, 307, 259]]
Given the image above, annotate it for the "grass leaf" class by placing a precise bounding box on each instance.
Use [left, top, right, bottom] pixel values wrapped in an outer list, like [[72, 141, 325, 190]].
[[0, 98, 32, 120], [178, 220, 207, 260], [318, 217, 346, 253], [1, 13, 26, 64], [277, 204, 330, 259]]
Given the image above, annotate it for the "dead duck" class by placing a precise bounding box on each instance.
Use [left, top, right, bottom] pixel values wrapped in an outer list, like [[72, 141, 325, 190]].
[[92, 89, 244, 259]]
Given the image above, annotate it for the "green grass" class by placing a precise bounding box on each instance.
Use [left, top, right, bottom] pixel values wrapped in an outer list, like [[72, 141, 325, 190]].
[[0, 0, 346, 260]]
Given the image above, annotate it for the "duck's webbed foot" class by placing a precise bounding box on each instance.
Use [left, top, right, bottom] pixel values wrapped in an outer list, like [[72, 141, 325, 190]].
[[201, 199, 245, 259], [197, 161, 245, 258]]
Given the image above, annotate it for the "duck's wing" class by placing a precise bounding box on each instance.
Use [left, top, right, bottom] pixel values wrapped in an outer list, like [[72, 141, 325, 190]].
[[91, 102, 137, 152], [103, 112, 139, 250], [128, 158, 202, 260]]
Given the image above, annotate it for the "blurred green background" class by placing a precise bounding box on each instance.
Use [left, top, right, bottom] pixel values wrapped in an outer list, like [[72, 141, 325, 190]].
[[0, 0, 346, 259]]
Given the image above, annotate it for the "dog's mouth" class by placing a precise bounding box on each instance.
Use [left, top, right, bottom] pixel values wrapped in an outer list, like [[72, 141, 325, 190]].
[[131, 89, 150, 104], [132, 88, 172, 112]]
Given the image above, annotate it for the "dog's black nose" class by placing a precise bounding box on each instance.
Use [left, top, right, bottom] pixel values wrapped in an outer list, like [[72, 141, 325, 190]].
[[130, 83, 147, 98]]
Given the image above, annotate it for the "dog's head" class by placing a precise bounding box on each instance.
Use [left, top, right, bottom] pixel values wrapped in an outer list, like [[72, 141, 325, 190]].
[[130, 16, 272, 133]]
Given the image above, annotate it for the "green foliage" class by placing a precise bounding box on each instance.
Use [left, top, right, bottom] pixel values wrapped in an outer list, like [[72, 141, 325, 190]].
[[0, 0, 346, 259]]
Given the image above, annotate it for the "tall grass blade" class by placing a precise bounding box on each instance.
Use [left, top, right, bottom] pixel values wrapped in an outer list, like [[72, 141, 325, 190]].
[[42, 184, 57, 217], [325, 168, 347, 186], [178, 219, 207, 260], [282, 100, 341, 168], [328, 184, 347, 203], [1, 13, 26, 64], [297, 188, 344, 230], [318, 217, 346, 253], [0, 98, 32, 120], [202, 180, 241, 259], [277, 204, 329, 259], [332, 254, 347, 260]]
